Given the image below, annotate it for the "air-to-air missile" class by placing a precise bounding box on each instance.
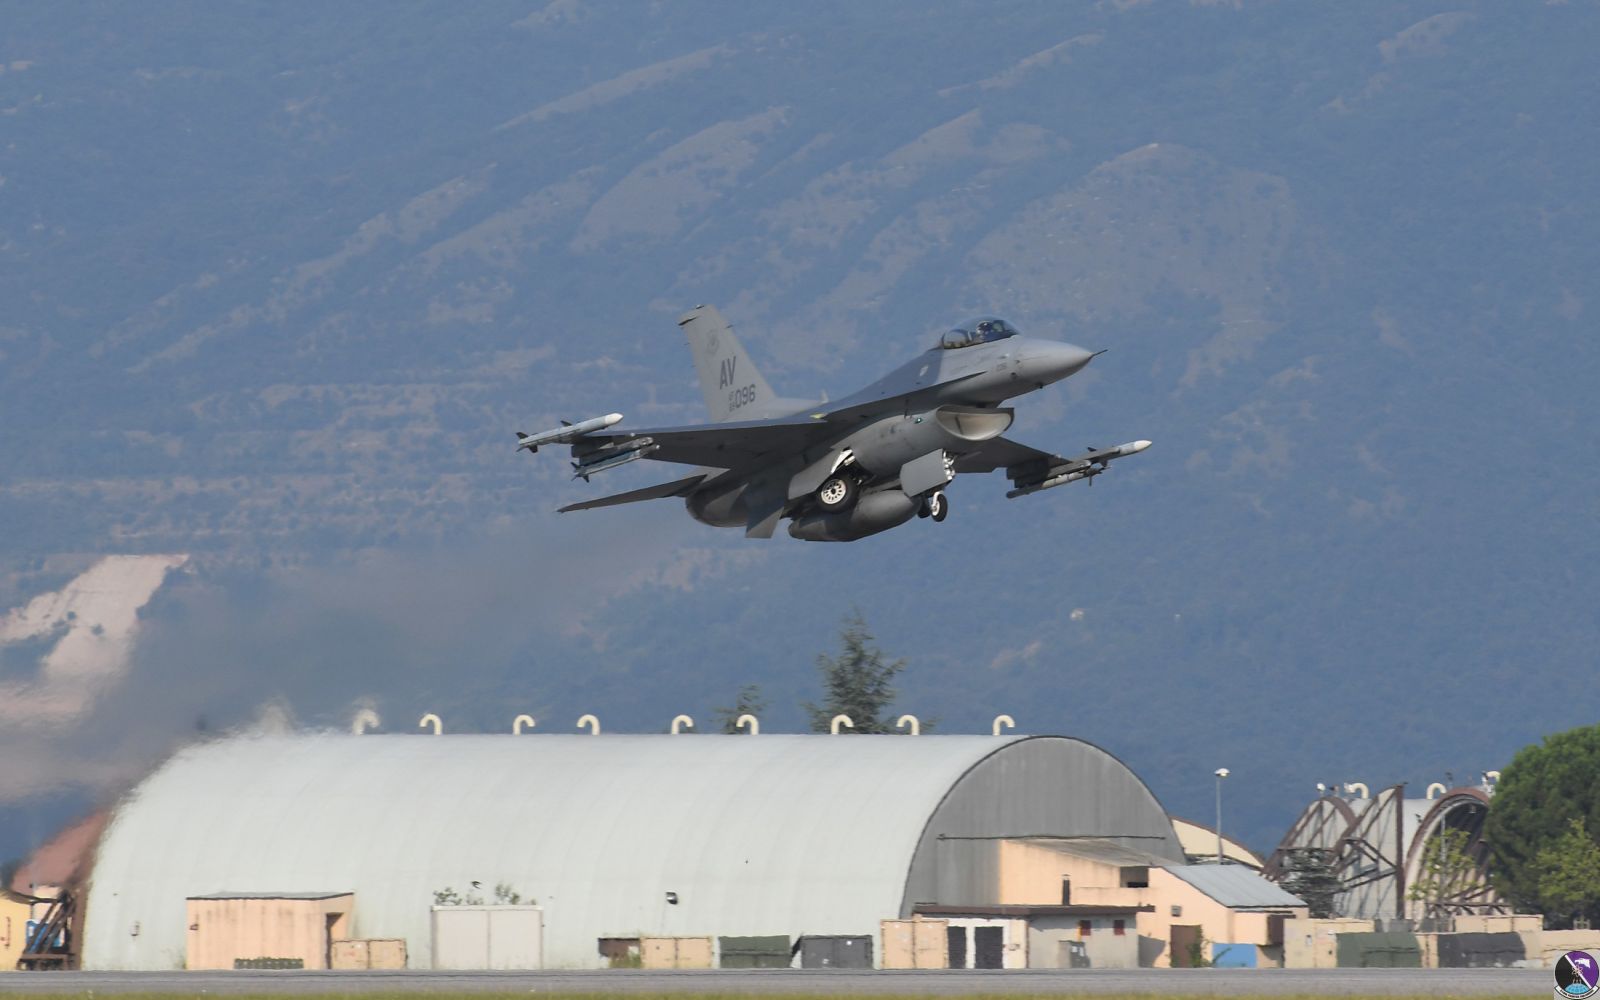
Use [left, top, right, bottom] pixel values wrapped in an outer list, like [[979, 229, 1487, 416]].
[[515, 413, 624, 453], [571, 437, 657, 480], [1006, 439, 1151, 499]]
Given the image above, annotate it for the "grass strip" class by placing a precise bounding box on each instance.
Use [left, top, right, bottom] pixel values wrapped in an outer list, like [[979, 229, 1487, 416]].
[[0, 993, 1545, 1000]]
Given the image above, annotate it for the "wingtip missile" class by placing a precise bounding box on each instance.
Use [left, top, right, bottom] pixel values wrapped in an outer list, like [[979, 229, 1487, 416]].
[[516, 412, 623, 453], [1005, 439, 1153, 499]]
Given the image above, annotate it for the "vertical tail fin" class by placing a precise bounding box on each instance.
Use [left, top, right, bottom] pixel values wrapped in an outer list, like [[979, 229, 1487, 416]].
[[678, 305, 779, 422]]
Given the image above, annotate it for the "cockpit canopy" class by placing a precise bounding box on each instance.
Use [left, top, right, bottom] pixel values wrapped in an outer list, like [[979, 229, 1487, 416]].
[[938, 316, 1020, 350]]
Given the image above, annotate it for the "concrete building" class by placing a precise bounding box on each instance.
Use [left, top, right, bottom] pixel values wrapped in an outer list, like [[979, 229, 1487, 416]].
[[0, 890, 34, 972], [184, 892, 353, 970], [945, 835, 1305, 967], [82, 732, 1188, 970], [1142, 865, 1307, 967]]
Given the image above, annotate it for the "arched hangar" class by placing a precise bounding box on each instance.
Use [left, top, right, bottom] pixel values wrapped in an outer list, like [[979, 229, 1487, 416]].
[[84, 733, 1184, 970]]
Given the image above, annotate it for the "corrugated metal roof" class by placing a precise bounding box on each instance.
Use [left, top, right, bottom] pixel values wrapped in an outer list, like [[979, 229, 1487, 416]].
[[1166, 864, 1307, 909], [85, 733, 1180, 970], [84, 734, 1027, 969], [1027, 837, 1170, 868], [188, 891, 351, 900], [916, 903, 1153, 916]]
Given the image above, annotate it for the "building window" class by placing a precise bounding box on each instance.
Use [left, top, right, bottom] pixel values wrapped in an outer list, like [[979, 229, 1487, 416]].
[[1078, 919, 1092, 938], [1113, 919, 1126, 936], [1060, 878, 1071, 905]]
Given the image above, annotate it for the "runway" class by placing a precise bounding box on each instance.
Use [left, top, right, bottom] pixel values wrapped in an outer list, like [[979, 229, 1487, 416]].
[[0, 967, 1549, 995]]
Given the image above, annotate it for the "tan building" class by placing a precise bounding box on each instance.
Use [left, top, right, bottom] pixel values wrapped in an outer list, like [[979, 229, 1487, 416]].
[[639, 936, 713, 969], [1284, 915, 1593, 970], [989, 837, 1306, 967], [0, 889, 36, 972], [1282, 916, 1377, 968], [914, 904, 1148, 969], [880, 916, 949, 969], [1139, 865, 1306, 967], [1171, 816, 1265, 868], [329, 938, 406, 970], [185, 892, 353, 970]]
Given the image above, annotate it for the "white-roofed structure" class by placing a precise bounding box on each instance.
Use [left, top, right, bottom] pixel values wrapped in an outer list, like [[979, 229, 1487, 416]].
[[1164, 865, 1307, 909], [83, 733, 1183, 970]]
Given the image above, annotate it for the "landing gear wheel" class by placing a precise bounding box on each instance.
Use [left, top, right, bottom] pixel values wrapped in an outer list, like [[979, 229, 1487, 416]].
[[816, 474, 857, 512], [926, 491, 948, 522]]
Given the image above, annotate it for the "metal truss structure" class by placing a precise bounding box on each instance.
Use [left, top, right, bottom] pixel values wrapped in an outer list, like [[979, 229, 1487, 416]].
[[1263, 782, 1506, 921]]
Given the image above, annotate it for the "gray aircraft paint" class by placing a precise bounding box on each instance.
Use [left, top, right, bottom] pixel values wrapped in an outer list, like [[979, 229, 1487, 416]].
[[519, 309, 1150, 542]]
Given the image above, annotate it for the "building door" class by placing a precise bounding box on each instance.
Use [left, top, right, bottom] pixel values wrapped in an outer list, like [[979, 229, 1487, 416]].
[[324, 913, 342, 970], [974, 926, 1004, 969], [1169, 924, 1201, 968], [946, 926, 967, 969]]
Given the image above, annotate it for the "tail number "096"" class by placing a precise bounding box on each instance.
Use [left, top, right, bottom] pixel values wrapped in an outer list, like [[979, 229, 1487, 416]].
[[728, 384, 758, 410]]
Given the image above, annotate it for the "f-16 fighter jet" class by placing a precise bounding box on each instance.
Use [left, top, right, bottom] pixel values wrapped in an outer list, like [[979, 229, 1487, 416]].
[[517, 306, 1150, 542]]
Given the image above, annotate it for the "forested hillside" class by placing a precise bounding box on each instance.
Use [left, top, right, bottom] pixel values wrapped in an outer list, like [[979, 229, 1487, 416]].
[[2, 1, 1596, 859]]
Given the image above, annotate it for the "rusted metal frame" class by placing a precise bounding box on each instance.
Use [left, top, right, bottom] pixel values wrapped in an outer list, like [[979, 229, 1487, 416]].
[[1263, 797, 1360, 880]]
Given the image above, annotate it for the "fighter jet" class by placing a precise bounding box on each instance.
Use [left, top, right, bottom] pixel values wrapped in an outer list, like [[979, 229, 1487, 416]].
[[516, 306, 1151, 542]]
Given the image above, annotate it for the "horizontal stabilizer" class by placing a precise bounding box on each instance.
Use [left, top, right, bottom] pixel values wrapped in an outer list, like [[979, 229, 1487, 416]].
[[558, 474, 706, 513]]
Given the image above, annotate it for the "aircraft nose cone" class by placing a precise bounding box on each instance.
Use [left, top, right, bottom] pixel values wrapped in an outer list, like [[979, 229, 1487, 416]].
[[1035, 341, 1096, 381]]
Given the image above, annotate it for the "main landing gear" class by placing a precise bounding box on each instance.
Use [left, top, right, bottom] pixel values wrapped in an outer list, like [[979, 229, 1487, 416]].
[[815, 473, 858, 512], [918, 490, 948, 522]]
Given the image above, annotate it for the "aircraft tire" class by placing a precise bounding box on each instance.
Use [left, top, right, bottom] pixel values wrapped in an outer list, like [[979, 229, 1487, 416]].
[[816, 474, 858, 512], [928, 491, 948, 522]]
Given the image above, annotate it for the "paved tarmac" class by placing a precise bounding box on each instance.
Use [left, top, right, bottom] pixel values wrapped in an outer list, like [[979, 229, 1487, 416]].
[[0, 967, 1551, 995]]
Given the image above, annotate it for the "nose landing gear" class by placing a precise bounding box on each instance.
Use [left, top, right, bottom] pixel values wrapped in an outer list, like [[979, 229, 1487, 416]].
[[918, 490, 948, 522]]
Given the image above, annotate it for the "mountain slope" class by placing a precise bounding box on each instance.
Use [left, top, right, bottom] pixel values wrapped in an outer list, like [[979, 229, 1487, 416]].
[[1, 1, 1596, 857]]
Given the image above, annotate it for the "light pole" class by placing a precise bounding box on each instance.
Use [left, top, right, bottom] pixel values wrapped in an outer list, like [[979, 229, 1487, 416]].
[[1214, 767, 1230, 864]]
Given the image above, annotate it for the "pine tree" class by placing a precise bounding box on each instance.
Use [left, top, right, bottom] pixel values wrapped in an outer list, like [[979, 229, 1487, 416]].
[[804, 611, 905, 734], [712, 684, 767, 734]]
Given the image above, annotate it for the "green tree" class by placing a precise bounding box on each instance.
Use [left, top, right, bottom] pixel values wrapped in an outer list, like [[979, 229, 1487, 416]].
[[1407, 827, 1482, 918], [712, 684, 766, 734], [1280, 847, 1342, 918], [804, 611, 905, 734], [1531, 817, 1600, 927], [1485, 723, 1600, 924]]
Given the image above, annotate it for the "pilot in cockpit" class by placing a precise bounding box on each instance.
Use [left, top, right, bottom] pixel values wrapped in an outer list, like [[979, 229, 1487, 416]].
[[940, 317, 1017, 349]]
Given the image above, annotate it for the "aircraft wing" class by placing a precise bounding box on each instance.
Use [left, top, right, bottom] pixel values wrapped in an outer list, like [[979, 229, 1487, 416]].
[[557, 474, 709, 513], [952, 437, 1062, 474], [573, 415, 838, 471], [955, 436, 1152, 496]]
